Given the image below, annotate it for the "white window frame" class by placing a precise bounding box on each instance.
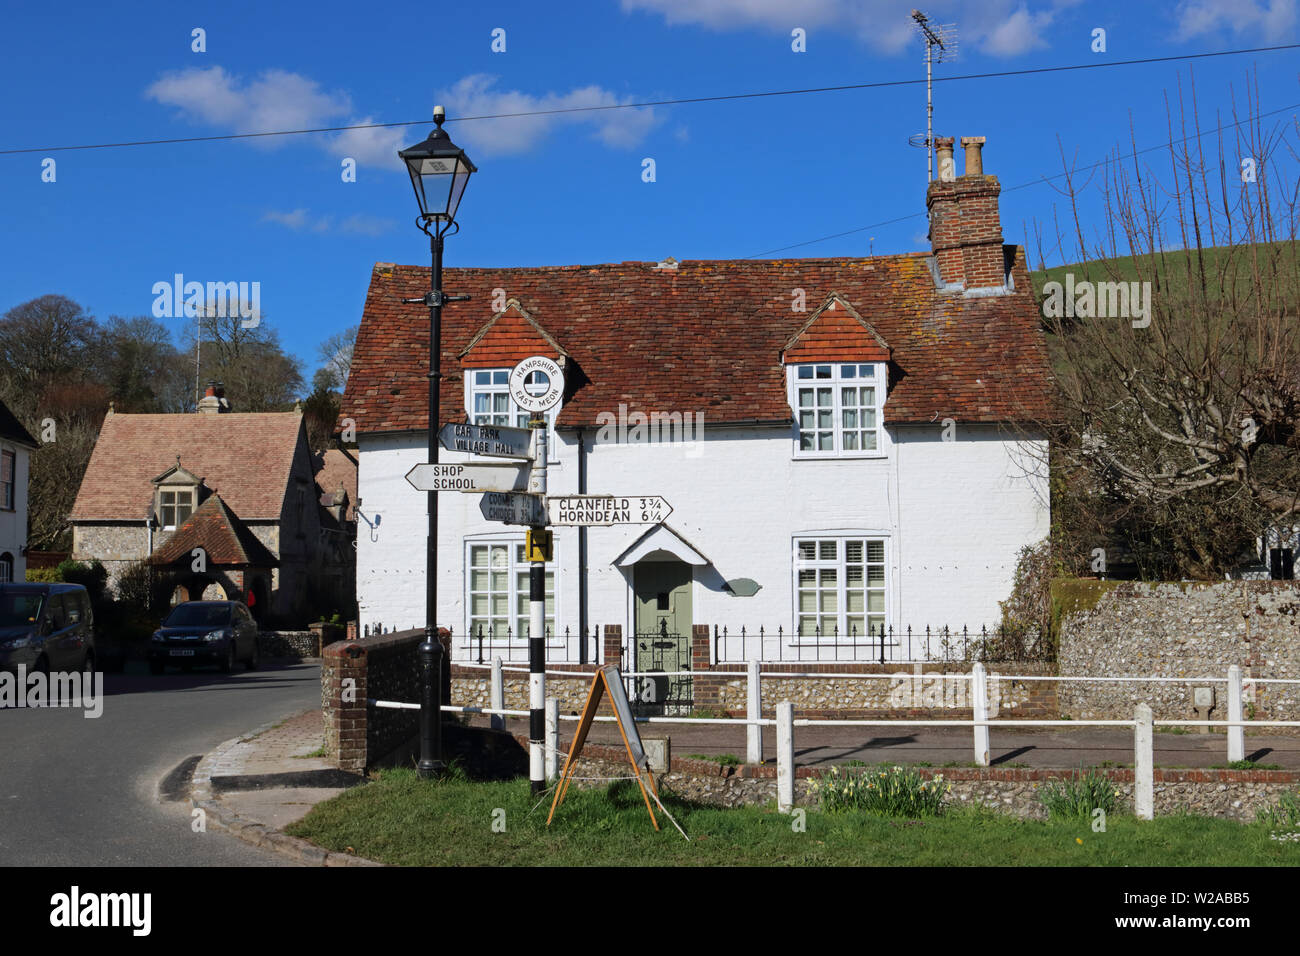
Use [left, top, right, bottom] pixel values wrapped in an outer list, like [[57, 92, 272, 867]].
[[791, 533, 890, 643], [0, 553, 12, 583], [786, 362, 888, 459], [0, 449, 14, 511], [464, 367, 559, 465], [159, 488, 194, 530], [463, 535, 561, 648]]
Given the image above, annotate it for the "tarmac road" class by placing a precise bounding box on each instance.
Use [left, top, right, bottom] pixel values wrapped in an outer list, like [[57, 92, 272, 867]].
[[0, 660, 322, 866]]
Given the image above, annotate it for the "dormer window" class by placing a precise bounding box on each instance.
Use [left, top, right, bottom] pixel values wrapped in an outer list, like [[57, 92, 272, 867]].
[[467, 368, 557, 464], [161, 489, 193, 529], [152, 458, 203, 530], [789, 363, 886, 457]]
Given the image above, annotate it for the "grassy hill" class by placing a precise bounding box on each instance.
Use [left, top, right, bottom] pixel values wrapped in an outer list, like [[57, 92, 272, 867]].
[[1029, 239, 1299, 302]]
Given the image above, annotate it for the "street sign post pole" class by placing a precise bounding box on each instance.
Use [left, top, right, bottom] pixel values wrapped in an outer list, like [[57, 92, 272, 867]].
[[528, 415, 548, 796]]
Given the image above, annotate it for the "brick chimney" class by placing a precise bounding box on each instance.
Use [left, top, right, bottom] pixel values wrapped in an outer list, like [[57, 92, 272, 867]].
[[926, 135, 1006, 290], [197, 381, 231, 415]]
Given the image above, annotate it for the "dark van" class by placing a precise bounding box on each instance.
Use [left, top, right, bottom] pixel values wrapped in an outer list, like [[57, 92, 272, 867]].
[[0, 583, 96, 675]]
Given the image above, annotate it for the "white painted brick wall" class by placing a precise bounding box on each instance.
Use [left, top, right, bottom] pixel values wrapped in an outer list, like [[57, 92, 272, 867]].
[[355, 424, 1048, 659], [0, 443, 29, 580]]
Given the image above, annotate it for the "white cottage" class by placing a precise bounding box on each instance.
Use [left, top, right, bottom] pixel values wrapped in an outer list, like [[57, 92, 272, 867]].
[[0, 399, 37, 582], [342, 137, 1052, 668]]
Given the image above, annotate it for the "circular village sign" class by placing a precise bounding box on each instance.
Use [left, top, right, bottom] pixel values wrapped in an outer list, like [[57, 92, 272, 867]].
[[509, 356, 564, 413]]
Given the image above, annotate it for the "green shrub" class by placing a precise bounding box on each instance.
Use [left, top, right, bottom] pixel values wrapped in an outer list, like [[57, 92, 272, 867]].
[[25, 567, 61, 583], [57, 559, 108, 602], [810, 764, 949, 817], [114, 559, 181, 612], [1039, 768, 1122, 819], [1257, 790, 1300, 828]]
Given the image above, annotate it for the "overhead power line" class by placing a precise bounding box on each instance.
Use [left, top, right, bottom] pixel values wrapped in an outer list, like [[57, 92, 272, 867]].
[[746, 100, 1300, 257], [0, 43, 1296, 156]]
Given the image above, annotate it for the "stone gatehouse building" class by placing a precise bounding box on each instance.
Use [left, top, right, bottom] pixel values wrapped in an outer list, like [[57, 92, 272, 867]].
[[69, 385, 356, 625]]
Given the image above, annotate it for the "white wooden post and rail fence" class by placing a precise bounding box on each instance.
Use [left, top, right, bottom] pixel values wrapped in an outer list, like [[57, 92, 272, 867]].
[[369, 658, 1300, 820]]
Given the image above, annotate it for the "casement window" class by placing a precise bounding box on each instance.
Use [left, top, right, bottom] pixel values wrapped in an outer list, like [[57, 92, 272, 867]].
[[160, 489, 194, 530], [0, 553, 11, 583], [468, 369, 557, 463], [793, 536, 887, 640], [0, 450, 14, 511], [789, 363, 885, 457], [466, 540, 556, 641]]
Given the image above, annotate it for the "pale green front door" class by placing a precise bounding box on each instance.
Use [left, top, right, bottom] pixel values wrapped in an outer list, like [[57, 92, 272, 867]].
[[632, 561, 693, 715]]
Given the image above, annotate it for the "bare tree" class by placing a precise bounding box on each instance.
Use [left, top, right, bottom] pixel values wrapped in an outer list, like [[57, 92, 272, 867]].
[[179, 304, 305, 411], [314, 325, 358, 393], [1033, 70, 1300, 577]]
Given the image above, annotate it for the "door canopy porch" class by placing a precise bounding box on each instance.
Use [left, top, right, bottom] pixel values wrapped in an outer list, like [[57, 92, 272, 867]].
[[614, 523, 710, 568]]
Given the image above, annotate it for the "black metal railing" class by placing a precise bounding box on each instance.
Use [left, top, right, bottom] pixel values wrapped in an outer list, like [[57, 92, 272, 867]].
[[712, 623, 1053, 665], [458, 624, 601, 665]]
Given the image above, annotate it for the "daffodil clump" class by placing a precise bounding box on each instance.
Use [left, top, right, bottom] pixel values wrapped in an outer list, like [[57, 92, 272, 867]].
[[1038, 767, 1122, 820], [810, 764, 951, 817]]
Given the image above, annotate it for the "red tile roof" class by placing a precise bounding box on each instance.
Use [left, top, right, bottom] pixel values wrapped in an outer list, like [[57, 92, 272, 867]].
[[783, 294, 891, 364], [149, 493, 278, 567], [70, 412, 304, 522], [341, 252, 1052, 435]]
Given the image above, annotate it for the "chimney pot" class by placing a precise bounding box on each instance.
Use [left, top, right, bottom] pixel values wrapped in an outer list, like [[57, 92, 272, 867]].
[[961, 136, 987, 176], [934, 137, 956, 182]]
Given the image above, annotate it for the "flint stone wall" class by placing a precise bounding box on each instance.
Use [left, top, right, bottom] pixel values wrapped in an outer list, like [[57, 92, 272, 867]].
[[1057, 581, 1300, 721], [451, 661, 1057, 718], [511, 736, 1300, 823]]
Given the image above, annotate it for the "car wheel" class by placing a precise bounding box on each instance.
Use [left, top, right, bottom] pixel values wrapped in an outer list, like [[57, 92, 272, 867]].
[[221, 642, 235, 674], [246, 638, 259, 671], [149, 660, 165, 675]]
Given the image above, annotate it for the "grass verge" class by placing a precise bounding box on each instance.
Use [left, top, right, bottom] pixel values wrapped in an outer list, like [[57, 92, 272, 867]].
[[284, 768, 1300, 867]]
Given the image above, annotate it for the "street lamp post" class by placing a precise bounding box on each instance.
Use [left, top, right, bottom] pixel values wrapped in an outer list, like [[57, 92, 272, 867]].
[[399, 105, 477, 780]]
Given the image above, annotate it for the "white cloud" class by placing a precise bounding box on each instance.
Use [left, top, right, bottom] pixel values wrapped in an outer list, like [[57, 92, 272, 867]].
[[438, 74, 660, 156], [261, 208, 395, 236], [332, 117, 408, 170], [261, 208, 318, 231], [1173, 0, 1297, 40], [146, 67, 352, 139], [146, 67, 658, 166], [621, 0, 1086, 57]]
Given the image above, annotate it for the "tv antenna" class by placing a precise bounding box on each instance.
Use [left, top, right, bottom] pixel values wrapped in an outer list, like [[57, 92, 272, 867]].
[[911, 10, 957, 184]]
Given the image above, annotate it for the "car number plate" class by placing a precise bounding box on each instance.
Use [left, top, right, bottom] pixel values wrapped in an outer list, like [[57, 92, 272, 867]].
[[170, 649, 196, 657]]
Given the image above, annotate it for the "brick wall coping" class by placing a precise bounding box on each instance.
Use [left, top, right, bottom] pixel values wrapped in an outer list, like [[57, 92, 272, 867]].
[[325, 626, 447, 660]]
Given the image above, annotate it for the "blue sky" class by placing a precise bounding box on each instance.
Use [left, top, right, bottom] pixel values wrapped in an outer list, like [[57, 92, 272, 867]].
[[1, 0, 1296, 382]]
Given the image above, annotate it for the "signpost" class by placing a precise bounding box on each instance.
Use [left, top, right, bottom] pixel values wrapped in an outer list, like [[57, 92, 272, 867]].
[[547, 495, 673, 526], [479, 491, 547, 525], [508, 356, 564, 414], [405, 462, 529, 493], [437, 423, 533, 460]]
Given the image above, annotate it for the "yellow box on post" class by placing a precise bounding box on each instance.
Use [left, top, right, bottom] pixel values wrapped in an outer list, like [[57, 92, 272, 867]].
[[525, 528, 553, 562]]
